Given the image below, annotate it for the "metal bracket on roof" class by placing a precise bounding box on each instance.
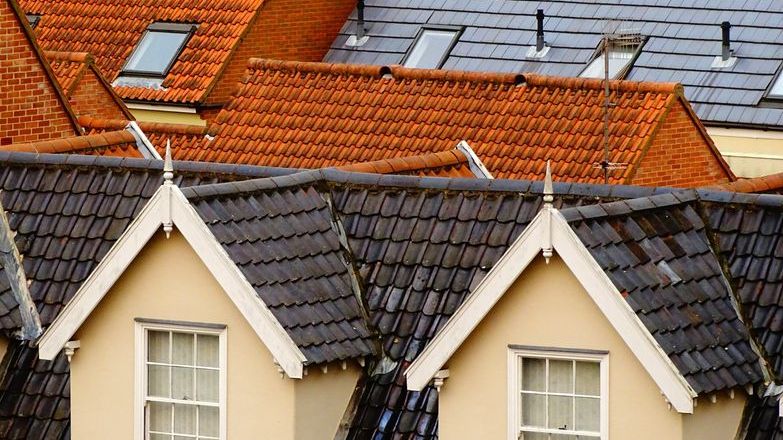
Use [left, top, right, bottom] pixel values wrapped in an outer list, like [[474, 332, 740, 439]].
[[162, 142, 174, 239], [541, 161, 554, 264], [345, 34, 369, 47]]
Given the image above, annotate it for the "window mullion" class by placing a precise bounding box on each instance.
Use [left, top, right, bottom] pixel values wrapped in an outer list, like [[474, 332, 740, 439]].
[[544, 358, 549, 431]]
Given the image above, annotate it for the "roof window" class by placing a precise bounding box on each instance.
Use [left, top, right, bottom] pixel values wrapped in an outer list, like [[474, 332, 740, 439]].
[[768, 70, 783, 99], [402, 28, 460, 69], [580, 35, 644, 80], [25, 13, 40, 29], [121, 22, 196, 78]]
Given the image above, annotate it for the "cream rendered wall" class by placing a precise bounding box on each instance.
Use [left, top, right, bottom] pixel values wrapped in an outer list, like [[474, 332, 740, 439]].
[[683, 393, 747, 440], [70, 230, 295, 440], [294, 363, 362, 440], [708, 127, 783, 177], [128, 108, 207, 126], [438, 255, 684, 440]]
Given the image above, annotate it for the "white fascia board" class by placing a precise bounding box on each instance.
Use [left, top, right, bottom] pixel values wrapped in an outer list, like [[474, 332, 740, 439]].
[[37, 186, 306, 379], [125, 121, 162, 160], [456, 140, 494, 179], [169, 188, 306, 378], [38, 189, 165, 360], [405, 209, 696, 413], [405, 213, 544, 390], [550, 212, 696, 413]]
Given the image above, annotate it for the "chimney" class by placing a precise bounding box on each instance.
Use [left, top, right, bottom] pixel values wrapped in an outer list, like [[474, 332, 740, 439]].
[[721, 21, 731, 61], [356, 0, 366, 40], [536, 9, 545, 52]]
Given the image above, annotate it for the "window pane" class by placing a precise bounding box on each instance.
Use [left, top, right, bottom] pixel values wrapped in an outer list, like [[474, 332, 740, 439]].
[[403, 30, 457, 69], [149, 401, 172, 432], [148, 365, 170, 398], [125, 31, 188, 74], [150, 434, 171, 440], [199, 406, 219, 437], [172, 332, 194, 365], [771, 74, 783, 97], [148, 331, 170, 363], [580, 43, 637, 79], [521, 393, 546, 428], [173, 404, 196, 435], [197, 369, 219, 403], [548, 395, 573, 430], [197, 334, 219, 368], [521, 358, 546, 392], [575, 362, 600, 396], [575, 397, 600, 432], [548, 360, 573, 393], [520, 432, 548, 440], [172, 367, 194, 401]]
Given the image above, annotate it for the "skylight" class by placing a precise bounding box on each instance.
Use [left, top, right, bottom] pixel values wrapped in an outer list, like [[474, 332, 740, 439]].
[[403, 28, 460, 69], [769, 70, 783, 99], [25, 13, 40, 29], [122, 22, 195, 77], [580, 38, 642, 80]]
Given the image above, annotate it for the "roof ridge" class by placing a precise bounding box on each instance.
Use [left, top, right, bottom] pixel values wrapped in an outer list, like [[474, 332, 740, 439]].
[[524, 73, 682, 95], [247, 58, 386, 78], [78, 116, 208, 136], [43, 50, 91, 64], [336, 149, 469, 175], [2, 130, 137, 154], [704, 172, 783, 194], [560, 189, 699, 222]]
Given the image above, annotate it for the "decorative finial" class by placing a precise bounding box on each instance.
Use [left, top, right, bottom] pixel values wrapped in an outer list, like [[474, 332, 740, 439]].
[[163, 140, 174, 185], [543, 160, 553, 204]]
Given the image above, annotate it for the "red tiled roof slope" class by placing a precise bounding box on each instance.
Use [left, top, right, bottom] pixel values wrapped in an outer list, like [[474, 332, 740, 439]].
[[338, 149, 476, 178], [45, 51, 133, 121], [0, 0, 79, 145], [21, 0, 264, 104], [206, 60, 732, 186], [1, 130, 143, 157], [79, 116, 208, 155]]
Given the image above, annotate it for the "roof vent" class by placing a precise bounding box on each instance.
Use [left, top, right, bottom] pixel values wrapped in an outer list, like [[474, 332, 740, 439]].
[[345, 0, 369, 47], [526, 9, 550, 58], [712, 21, 736, 68]]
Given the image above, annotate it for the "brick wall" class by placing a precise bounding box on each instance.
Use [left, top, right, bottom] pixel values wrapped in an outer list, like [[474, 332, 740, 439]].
[[205, 0, 355, 106], [632, 101, 732, 188], [0, 0, 76, 145], [68, 68, 128, 120]]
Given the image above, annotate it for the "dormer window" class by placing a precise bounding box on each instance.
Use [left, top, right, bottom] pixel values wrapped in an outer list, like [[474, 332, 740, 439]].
[[25, 13, 40, 29], [402, 27, 461, 69], [580, 35, 644, 80], [122, 22, 196, 78]]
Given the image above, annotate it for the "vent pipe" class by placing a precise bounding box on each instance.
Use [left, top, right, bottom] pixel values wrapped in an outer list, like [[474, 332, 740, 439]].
[[536, 9, 545, 52], [721, 21, 731, 61], [356, 0, 366, 40]]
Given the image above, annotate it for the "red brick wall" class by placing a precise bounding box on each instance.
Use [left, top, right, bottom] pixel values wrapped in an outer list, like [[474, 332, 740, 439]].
[[632, 101, 731, 188], [68, 68, 128, 120], [0, 1, 76, 145], [205, 0, 355, 106]]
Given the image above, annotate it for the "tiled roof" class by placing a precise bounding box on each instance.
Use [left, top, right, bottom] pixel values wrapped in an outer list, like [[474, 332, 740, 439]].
[[44, 51, 133, 121], [78, 116, 209, 156], [707, 172, 783, 194], [325, 0, 783, 130], [741, 391, 783, 439], [20, 0, 264, 104], [337, 148, 477, 178], [206, 59, 730, 185], [186, 185, 377, 364], [1, 131, 143, 158], [563, 192, 764, 394]]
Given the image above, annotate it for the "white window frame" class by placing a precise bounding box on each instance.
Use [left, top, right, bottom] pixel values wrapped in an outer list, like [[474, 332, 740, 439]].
[[401, 26, 462, 69], [134, 319, 228, 440], [507, 346, 609, 440]]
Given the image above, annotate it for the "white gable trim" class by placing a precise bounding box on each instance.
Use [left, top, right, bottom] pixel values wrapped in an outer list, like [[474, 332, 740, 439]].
[[456, 140, 494, 179], [405, 208, 696, 413], [37, 185, 306, 378]]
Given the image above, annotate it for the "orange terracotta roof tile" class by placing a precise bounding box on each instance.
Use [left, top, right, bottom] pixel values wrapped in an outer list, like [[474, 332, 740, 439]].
[[338, 149, 477, 178], [1, 130, 143, 157], [21, 0, 265, 104], [44, 50, 89, 94], [201, 59, 729, 185], [706, 172, 783, 194], [78, 116, 208, 155]]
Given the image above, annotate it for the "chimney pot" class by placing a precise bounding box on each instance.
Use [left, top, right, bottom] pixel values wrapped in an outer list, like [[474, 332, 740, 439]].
[[721, 21, 731, 61], [357, 0, 366, 40], [536, 9, 545, 52]]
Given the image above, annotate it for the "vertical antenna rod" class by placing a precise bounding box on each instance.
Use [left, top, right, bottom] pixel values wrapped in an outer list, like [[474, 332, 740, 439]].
[[602, 34, 610, 184]]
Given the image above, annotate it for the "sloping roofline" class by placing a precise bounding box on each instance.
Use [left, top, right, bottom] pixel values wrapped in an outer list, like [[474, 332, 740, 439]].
[[405, 202, 697, 413], [37, 179, 308, 378]]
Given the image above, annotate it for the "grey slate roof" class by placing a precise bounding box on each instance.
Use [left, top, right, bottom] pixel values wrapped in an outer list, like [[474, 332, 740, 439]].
[[0, 153, 780, 439], [185, 185, 377, 365], [325, 0, 783, 129]]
